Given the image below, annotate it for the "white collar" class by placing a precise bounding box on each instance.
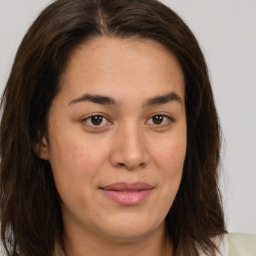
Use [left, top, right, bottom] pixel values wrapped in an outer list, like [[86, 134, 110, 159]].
[[199, 234, 228, 256]]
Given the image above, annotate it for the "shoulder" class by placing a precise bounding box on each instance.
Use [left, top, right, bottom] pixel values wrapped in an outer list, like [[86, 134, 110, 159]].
[[228, 233, 256, 255], [206, 233, 256, 256]]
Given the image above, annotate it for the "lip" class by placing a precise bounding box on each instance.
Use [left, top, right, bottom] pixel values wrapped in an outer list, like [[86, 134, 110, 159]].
[[99, 182, 154, 206]]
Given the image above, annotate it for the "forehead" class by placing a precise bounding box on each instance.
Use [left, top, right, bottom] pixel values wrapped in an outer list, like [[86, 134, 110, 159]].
[[59, 36, 185, 102]]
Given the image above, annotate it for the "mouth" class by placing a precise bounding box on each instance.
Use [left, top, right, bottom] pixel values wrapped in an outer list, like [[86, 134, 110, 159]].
[[99, 182, 154, 206]]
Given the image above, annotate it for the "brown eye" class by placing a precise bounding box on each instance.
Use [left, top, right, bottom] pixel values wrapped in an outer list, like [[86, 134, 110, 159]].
[[146, 114, 174, 127], [83, 115, 111, 128], [91, 115, 103, 125], [152, 115, 164, 125]]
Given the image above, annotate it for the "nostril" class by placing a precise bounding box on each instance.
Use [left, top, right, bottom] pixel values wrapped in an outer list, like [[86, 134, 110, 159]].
[[110, 142, 150, 170], [116, 161, 146, 170]]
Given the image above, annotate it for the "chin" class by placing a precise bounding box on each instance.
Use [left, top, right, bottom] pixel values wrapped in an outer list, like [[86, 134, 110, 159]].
[[99, 214, 164, 243]]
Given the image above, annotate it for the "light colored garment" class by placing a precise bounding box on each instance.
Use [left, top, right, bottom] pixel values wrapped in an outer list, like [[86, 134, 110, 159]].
[[206, 233, 256, 256], [1, 233, 255, 255], [227, 233, 256, 255], [54, 233, 256, 256]]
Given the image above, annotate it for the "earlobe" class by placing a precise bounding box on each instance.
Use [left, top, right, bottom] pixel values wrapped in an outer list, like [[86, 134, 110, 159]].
[[34, 136, 49, 160]]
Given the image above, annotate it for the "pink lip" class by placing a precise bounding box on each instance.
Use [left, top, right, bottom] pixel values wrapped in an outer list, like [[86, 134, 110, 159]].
[[100, 182, 154, 206]]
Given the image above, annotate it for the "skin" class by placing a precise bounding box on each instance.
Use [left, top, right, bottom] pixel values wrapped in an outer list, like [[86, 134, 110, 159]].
[[40, 37, 187, 256]]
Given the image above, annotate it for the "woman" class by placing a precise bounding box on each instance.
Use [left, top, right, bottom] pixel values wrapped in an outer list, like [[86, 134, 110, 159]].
[[0, 0, 255, 255]]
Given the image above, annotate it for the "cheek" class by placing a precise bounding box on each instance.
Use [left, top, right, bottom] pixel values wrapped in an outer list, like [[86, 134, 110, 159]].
[[149, 136, 186, 222], [153, 136, 187, 176], [69, 142, 108, 171], [48, 134, 111, 211], [48, 132, 110, 185]]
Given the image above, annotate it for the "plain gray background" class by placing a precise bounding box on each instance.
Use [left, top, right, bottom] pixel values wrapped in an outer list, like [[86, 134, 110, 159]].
[[0, 0, 255, 234]]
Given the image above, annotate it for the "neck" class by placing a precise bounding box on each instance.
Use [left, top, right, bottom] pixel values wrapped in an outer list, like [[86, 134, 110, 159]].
[[61, 224, 174, 256]]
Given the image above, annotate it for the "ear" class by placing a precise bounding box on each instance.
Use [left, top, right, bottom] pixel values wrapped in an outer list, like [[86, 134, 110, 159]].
[[34, 136, 49, 160]]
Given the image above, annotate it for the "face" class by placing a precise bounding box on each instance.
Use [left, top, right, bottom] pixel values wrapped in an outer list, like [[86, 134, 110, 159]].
[[41, 37, 186, 244]]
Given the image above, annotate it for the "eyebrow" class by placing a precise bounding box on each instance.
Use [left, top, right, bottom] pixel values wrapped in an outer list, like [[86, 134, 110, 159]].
[[69, 93, 117, 105], [68, 92, 182, 106], [143, 92, 183, 106]]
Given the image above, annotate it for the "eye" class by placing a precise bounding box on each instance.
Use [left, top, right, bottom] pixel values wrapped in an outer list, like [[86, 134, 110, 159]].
[[82, 115, 111, 128], [146, 114, 174, 127]]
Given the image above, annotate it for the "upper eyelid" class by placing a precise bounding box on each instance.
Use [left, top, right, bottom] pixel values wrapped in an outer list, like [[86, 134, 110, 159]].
[[81, 112, 175, 124], [82, 113, 111, 121], [82, 114, 112, 128], [147, 115, 173, 122], [147, 113, 175, 121]]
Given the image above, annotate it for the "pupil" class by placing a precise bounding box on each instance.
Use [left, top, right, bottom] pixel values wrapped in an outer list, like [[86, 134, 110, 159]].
[[91, 116, 103, 125], [153, 115, 163, 125]]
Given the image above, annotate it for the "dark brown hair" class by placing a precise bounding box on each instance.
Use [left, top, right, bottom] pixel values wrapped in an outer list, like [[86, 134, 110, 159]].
[[0, 0, 226, 255]]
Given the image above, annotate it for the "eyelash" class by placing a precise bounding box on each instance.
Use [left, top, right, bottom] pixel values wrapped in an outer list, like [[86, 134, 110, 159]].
[[82, 114, 112, 129], [81, 113, 175, 129], [145, 114, 175, 127]]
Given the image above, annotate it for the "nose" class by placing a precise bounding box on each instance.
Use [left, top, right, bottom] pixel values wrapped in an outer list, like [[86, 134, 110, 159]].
[[110, 124, 150, 170]]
